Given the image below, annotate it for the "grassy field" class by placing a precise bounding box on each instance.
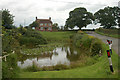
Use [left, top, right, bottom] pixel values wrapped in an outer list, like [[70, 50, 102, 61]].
[[95, 28, 120, 38], [39, 31, 76, 43], [18, 31, 119, 78]]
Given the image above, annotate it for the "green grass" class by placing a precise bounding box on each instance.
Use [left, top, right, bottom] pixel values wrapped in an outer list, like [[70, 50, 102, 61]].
[[0, 58, 1, 79], [39, 31, 76, 43], [95, 29, 120, 38], [18, 36, 119, 78]]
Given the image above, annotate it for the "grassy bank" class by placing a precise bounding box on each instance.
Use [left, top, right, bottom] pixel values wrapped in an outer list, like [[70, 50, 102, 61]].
[[18, 43, 118, 78], [18, 31, 119, 78], [95, 28, 120, 38], [39, 31, 76, 43]]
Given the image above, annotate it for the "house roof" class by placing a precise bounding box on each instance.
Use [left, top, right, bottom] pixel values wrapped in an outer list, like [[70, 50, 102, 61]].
[[36, 19, 52, 23]]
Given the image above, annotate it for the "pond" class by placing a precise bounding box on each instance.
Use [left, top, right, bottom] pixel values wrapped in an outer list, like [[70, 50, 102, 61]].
[[17, 44, 85, 69]]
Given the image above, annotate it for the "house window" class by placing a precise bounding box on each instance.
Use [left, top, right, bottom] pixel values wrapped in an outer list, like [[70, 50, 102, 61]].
[[40, 23, 43, 26], [41, 27, 43, 30], [49, 23, 51, 26], [48, 27, 51, 30], [45, 23, 47, 26]]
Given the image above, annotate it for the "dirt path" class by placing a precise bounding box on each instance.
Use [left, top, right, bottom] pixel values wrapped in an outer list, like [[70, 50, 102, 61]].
[[86, 31, 119, 56]]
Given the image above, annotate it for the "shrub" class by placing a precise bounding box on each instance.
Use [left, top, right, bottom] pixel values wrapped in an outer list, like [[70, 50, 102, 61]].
[[2, 29, 21, 55], [73, 34, 92, 49], [73, 33, 103, 56], [77, 30, 84, 34], [2, 54, 20, 78], [23, 61, 40, 72], [19, 30, 47, 47], [90, 38, 103, 56]]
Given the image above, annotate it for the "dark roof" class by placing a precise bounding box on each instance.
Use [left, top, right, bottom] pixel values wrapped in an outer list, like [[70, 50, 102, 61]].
[[36, 19, 52, 23]]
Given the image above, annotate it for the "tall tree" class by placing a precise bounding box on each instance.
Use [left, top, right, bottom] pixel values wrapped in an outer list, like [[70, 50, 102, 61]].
[[2, 9, 15, 29], [112, 7, 120, 28], [94, 6, 120, 29], [52, 23, 60, 30], [65, 7, 94, 30], [29, 21, 39, 28]]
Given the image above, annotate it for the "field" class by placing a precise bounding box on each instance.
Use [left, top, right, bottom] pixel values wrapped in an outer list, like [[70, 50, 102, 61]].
[[95, 28, 120, 38], [39, 31, 76, 43], [18, 31, 119, 78]]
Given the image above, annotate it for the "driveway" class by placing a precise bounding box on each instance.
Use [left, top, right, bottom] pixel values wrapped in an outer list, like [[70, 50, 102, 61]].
[[86, 31, 119, 56]]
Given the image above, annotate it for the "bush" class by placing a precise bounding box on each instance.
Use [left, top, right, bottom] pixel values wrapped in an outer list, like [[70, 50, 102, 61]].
[[2, 54, 20, 78], [24, 61, 39, 72], [73, 33, 103, 56], [73, 34, 92, 49], [19, 29, 47, 47], [77, 30, 84, 34], [24, 64, 70, 72], [2, 29, 21, 55], [90, 38, 103, 56]]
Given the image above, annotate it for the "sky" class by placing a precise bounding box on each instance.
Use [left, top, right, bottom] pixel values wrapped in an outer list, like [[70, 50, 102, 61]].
[[0, 0, 119, 28]]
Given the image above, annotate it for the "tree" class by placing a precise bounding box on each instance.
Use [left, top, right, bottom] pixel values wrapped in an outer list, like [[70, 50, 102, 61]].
[[60, 26, 64, 30], [2, 9, 15, 29], [52, 23, 60, 30], [94, 6, 120, 29], [29, 21, 39, 28], [64, 25, 68, 30], [65, 7, 94, 30], [112, 7, 120, 28]]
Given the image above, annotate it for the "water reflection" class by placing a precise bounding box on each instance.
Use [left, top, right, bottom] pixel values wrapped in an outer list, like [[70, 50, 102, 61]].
[[17, 44, 83, 68]]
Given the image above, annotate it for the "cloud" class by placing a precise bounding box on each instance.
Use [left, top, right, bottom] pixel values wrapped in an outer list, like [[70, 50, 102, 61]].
[[44, 8, 54, 12], [56, 3, 81, 11], [0, 0, 119, 27]]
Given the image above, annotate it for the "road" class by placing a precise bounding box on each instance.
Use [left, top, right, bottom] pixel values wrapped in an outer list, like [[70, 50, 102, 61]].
[[86, 31, 119, 56]]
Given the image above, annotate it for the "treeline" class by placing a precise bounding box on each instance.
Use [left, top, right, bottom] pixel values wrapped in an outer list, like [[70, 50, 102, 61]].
[[28, 6, 120, 31], [65, 6, 120, 30], [66, 6, 120, 30]]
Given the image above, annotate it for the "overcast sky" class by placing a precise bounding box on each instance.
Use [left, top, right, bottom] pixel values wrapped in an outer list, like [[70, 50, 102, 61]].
[[0, 0, 119, 27]]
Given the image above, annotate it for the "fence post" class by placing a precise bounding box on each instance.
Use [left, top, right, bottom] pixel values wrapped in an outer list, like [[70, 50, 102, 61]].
[[110, 40, 112, 55], [106, 50, 114, 73], [5, 56, 6, 62], [107, 39, 112, 55]]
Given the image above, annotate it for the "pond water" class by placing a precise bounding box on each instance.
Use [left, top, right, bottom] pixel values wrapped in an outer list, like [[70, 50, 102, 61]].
[[17, 44, 83, 68]]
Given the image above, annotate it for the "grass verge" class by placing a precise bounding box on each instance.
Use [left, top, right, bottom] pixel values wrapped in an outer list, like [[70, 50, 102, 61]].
[[95, 28, 120, 39]]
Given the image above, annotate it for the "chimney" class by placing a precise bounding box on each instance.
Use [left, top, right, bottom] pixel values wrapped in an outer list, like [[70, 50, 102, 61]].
[[36, 17, 37, 20], [49, 17, 51, 20]]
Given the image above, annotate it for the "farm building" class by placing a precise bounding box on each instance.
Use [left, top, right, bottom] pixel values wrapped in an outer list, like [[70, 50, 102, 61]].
[[35, 17, 53, 31]]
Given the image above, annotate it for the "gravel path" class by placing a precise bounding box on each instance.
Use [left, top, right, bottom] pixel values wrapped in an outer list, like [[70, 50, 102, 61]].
[[86, 31, 119, 56]]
